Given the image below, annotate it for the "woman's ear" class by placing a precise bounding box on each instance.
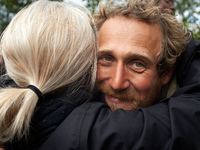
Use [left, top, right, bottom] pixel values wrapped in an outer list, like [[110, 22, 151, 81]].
[[162, 67, 175, 85]]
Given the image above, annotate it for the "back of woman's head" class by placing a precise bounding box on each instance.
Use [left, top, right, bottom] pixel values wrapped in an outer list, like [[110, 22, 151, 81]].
[[0, 0, 97, 142]]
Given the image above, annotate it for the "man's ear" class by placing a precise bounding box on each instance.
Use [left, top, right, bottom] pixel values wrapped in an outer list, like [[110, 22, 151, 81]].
[[162, 67, 175, 85]]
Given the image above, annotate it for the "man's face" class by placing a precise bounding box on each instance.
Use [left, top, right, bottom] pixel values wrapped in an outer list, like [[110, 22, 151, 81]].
[[97, 17, 172, 111], [158, 0, 175, 13]]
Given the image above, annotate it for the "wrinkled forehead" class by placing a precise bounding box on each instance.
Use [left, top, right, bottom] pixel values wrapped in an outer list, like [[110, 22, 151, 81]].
[[97, 16, 163, 63]]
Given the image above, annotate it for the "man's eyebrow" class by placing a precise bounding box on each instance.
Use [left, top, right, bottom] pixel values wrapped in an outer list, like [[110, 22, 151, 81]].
[[97, 49, 113, 55], [128, 53, 153, 63], [98, 48, 155, 63], [98, 48, 112, 52]]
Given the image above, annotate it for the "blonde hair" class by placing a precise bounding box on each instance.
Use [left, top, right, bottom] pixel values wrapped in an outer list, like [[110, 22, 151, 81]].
[[0, 0, 97, 142], [94, 0, 190, 75]]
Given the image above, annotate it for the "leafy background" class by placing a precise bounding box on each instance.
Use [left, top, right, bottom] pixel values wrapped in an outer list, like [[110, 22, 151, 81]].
[[0, 0, 200, 39]]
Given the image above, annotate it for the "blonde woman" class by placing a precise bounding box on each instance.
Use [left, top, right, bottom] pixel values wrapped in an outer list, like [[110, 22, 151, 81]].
[[0, 0, 97, 149]]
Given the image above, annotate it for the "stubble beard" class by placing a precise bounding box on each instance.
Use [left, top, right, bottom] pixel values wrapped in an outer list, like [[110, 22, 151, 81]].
[[97, 82, 162, 111]]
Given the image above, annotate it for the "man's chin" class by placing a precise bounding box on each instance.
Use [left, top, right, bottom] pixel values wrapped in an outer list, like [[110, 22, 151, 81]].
[[106, 102, 135, 111], [105, 96, 136, 111]]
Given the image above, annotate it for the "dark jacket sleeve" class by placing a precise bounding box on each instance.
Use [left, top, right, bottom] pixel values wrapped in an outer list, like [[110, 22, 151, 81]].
[[167, 36, 200, 150], [39, 90, 200, 150], [80, 102, 172, 150], [39, 101, 172, 150], [168, 92, 200, 150]]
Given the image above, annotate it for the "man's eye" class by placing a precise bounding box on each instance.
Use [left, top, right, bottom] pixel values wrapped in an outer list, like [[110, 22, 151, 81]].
[[134, 62, 143, 67], [103, 56, 112, 61], [129, 61, 146, 73], [98, 55, 113, 62], [98, 55, 113, 66]]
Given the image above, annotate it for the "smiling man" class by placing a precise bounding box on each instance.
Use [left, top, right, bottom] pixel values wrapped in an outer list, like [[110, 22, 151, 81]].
[[95, 0, 187, 111], [97, 17, 169, 110]]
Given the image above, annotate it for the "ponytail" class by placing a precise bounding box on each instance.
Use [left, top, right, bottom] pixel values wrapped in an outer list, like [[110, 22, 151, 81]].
[[0, 87, 39, 141]]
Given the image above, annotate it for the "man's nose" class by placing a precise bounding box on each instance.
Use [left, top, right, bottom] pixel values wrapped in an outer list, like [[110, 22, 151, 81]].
[[109, 64, 130, 91]]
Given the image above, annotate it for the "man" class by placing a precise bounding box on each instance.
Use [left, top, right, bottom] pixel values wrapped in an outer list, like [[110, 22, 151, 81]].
[[96, 0, 188, 111], [39, 1, 200, 149]]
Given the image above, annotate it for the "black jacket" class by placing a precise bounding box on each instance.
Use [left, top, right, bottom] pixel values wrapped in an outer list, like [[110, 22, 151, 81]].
[[3, 90, 89, 150], [38, 37, 200, 150]]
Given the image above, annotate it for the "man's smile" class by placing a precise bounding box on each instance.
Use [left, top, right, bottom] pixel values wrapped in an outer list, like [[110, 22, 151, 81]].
[[105, 95, 132, 104]]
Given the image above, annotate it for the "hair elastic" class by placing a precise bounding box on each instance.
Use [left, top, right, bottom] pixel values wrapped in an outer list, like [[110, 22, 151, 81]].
[[27, 85, 45, 100]]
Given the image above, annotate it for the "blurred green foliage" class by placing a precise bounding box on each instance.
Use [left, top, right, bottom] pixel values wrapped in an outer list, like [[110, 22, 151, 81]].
[[83, 0, 101, 13], [0, 0, 63, 34], [0, 0, 33, 33], [175, 0, 200, 39], [0, 0, 199, 39]]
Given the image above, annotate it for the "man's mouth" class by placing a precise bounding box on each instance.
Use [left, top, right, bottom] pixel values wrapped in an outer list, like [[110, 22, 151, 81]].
[[105, 95, 131, 104]]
